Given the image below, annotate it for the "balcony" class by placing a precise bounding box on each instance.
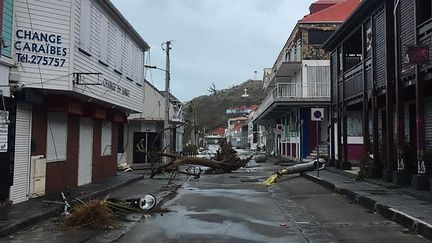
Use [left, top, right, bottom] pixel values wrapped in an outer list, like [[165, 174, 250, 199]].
[[418, 18, 432, 71], [254, 82, 330, 122], [273, 82, 330, 99], [264, 61, 302, 91]]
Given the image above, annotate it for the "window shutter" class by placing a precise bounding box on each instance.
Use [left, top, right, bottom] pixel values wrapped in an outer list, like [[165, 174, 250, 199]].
[[99, 15, 109, 64], [79, 0, 91, 52]]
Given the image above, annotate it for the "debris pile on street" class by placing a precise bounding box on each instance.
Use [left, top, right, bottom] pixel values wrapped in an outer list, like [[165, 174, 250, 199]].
[[63, 200, 114, 230], [61, 194, 160, 230]]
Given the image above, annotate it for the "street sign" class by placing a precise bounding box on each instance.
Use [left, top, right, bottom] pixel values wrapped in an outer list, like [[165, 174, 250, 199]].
[[275, 124, 284, 134], [311, 108, 324, 121], [0, 111, 8, 152]]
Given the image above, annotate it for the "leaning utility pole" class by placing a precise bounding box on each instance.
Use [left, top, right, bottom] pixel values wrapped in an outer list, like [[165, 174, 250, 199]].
[[163, 41, 172, 156]]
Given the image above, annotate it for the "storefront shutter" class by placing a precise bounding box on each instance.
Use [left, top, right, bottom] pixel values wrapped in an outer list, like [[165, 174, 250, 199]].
[[425, 99, 432, 152], [101, 121, 112, 156], [46, 112, 67, 162], [11, 103, 32, 203]]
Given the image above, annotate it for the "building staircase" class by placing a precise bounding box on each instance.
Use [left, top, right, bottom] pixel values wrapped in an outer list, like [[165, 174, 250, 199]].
[[305, 143, 329, 161]]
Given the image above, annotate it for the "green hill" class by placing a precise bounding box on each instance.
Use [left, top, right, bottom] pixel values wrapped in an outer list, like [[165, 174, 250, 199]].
[[185, 80, 265, 132]]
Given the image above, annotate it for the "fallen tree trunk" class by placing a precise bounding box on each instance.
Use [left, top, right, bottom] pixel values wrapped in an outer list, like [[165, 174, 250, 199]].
[[149, 153, 252, 178], [137, 140, 252, 178]]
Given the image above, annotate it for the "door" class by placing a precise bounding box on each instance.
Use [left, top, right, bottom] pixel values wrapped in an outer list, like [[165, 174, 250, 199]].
[[78, 118, 93, 186], [133, 132, 161, 164]]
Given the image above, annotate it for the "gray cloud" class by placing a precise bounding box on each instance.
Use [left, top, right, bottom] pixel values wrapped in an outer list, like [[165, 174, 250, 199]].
[[111, 0, 313, 101]]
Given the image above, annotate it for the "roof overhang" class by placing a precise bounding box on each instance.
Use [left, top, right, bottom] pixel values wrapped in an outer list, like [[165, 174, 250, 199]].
[[323, 0, 384, 51], [253, 99, 330, 123], [275, 61, 302, 78]]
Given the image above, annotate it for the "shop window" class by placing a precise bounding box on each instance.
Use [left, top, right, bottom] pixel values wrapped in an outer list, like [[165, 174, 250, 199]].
[[46, 113, 68, 162], [101, 121, 112, 156]]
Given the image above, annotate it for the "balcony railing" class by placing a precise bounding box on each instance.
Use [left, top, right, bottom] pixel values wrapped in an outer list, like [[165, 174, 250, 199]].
[[274, 82, 330, 99], [343, 62, 363, 99], [254, 92, 274, 120]]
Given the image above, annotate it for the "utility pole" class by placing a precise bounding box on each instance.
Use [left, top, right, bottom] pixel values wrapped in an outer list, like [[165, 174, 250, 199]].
[[163, 41, 172, 156]]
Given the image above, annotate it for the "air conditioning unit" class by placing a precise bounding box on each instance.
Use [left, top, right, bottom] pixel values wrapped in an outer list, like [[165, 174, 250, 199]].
[[29, 155, 46, 198]]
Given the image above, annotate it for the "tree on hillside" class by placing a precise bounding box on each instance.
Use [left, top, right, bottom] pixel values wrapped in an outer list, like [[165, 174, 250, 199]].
[[207, 82, 217, 96], [184, 80, 265, 138]]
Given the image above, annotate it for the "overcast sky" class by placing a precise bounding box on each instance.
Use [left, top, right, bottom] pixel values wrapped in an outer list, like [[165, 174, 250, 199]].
[[111, 0, 313, 102]]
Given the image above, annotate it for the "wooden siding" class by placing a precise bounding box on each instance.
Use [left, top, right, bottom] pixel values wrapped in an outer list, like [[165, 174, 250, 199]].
[[11, 0, 146, 113], [399, 0, 415, 76], [72, 0, 145, 113], [11, 0, 72, 90], [373, 9, 386, 89]]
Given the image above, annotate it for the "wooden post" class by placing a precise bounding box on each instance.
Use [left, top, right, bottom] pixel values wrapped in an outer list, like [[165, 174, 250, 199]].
[[411, 0, 429, 190], [330, 53, 336, 166], [337, 48, 343, 168], [362, 24, 370, 164], [341, 44, 349, 169], [392, 0, 410, 185], [371, 15, 381, 177], [383, 1, 396, 182]]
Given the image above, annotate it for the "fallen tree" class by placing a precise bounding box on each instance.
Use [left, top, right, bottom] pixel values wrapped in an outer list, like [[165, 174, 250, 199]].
[[137, 139, 252, 178]]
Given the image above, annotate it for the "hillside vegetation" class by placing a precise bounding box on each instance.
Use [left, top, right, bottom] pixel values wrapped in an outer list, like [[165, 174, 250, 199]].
[[185, 80, 265, 132]]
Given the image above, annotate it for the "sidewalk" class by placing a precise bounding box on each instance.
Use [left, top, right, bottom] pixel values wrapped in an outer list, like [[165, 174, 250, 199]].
[[303, 169, 432, 240], [0, 172, 144, 238]]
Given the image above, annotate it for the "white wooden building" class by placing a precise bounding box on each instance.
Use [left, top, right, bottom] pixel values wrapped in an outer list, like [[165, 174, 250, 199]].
[[124, 81, 184, 168], [8, 0, 149, 203]]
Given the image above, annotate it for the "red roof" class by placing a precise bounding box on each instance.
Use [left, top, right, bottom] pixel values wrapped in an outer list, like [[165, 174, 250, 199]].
[[210, 127, 225, 136], [233, 122, 245, 131], [232, 116, 248, 121], [299, 0, 360, 23]]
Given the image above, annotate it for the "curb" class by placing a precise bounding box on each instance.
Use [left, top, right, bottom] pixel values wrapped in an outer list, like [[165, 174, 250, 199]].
[[0, 174, 144, 238], [302, 172, 432, 241]]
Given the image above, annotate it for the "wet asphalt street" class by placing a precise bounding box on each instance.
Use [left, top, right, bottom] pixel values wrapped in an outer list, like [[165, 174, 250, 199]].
[[0, 156, 429, 242], [115, 164, 428, 243]]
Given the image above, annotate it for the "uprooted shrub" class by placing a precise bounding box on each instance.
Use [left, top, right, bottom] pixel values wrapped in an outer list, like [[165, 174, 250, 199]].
[[63, 200, 114, 230]]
